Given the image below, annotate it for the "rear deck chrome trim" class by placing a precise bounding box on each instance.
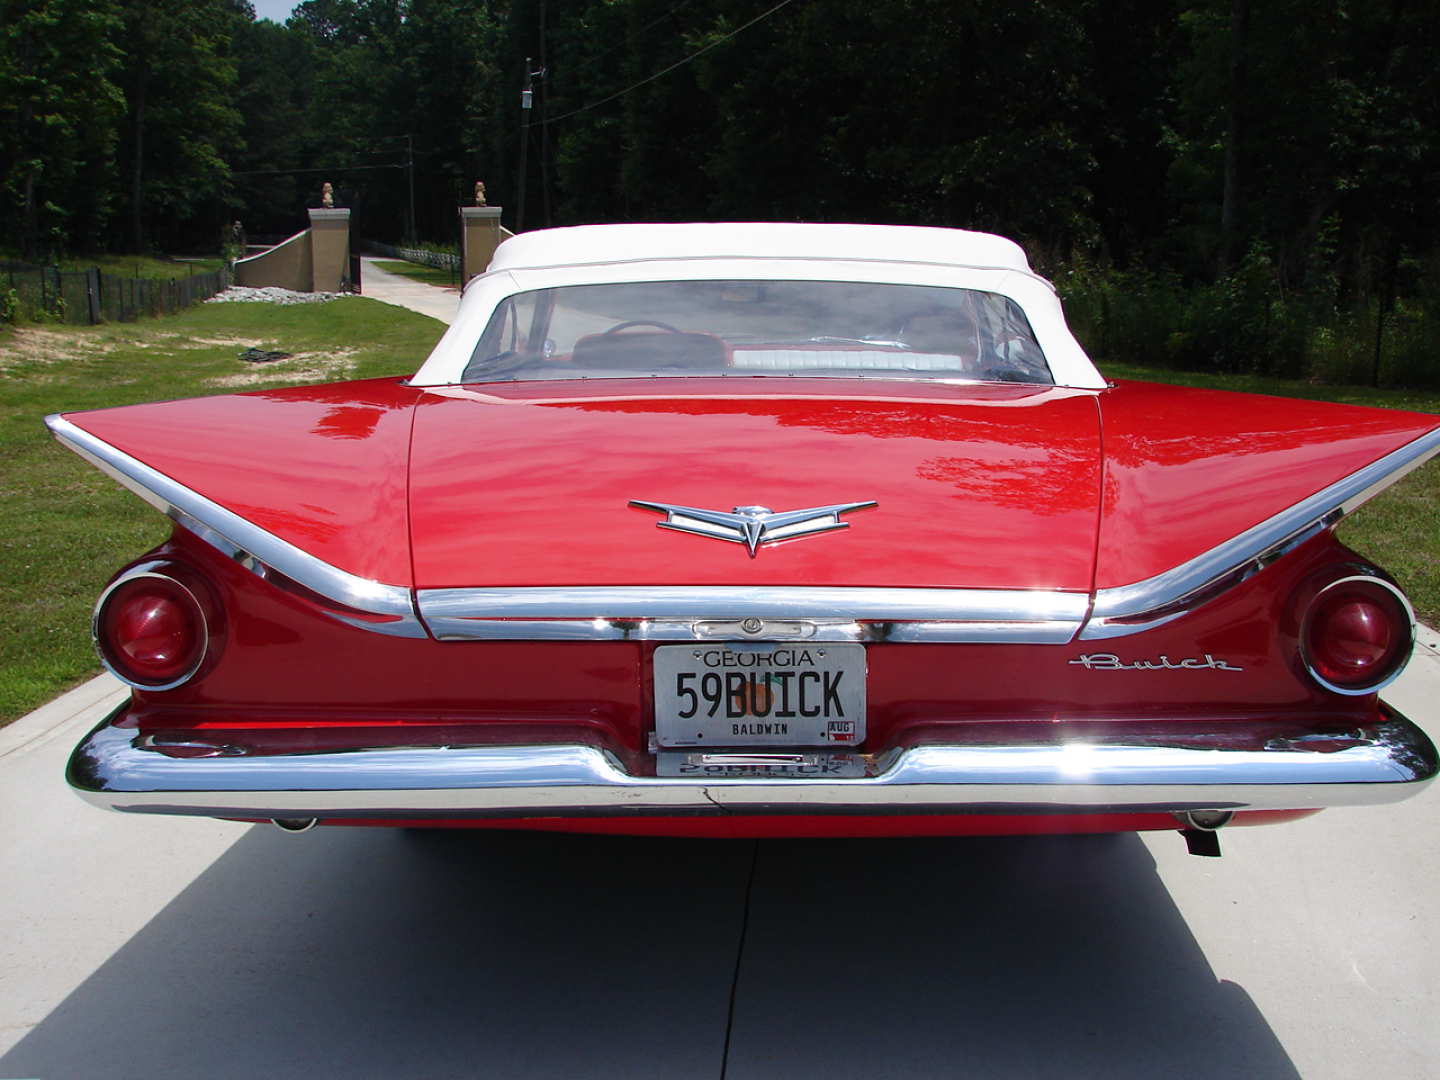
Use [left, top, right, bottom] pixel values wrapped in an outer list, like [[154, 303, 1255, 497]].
[[46, 416, 425, 638], [68, 708, 1437, 819], [1083, 427, 1440, 639], [416, 586, 1090, 644]]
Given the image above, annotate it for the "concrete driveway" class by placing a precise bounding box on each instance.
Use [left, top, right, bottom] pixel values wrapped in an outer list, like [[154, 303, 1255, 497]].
[[3, 633, 1438, 1079], [358, 255, 461, 324]]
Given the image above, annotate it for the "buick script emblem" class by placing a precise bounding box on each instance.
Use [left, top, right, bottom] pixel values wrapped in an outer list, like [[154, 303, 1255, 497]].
[[630, 499, 877, 557], [1068, 653, 1244, 672]]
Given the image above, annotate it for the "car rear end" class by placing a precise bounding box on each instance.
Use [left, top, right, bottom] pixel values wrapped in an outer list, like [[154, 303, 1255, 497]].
[[59, 382, 1439, 844]]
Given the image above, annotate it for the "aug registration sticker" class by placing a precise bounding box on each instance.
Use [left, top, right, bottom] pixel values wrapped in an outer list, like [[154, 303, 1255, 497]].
[[652, 643, 866, 748]]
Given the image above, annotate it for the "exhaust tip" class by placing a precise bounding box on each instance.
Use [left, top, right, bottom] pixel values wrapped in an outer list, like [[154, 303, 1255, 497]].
[[1176, 809, 1233, 831], [271, 817, 318, 834]]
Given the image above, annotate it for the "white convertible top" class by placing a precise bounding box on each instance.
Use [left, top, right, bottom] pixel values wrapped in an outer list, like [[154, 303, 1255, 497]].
[[488, 222, 1034, 274], [412, 223, 1106, 389]]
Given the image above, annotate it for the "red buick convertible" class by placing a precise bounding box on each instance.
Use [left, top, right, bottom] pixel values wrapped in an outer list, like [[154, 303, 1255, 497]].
[[52, 223, 1439, 854]]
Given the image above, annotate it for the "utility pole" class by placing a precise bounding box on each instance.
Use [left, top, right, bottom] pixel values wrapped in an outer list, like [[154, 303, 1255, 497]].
[[516, 58, 545, 232], [539, 0, 551, 227], [405, 133, 416, 245]]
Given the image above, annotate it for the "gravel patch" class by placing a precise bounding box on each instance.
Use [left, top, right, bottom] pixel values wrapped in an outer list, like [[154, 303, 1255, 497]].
[[206, 286, 346, 305]]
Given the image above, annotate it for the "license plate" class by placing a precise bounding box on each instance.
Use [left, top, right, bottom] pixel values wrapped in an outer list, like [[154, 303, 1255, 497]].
[[653, 643, 866, 748]]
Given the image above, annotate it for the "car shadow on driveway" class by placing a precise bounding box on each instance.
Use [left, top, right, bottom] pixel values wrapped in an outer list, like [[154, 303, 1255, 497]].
[[0, 827, 1296, 1080], [728, 833, 1296, 1078]]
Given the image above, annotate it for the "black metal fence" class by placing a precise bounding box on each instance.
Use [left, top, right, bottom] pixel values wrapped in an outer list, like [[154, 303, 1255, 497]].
[[1, 262, 233, 325]]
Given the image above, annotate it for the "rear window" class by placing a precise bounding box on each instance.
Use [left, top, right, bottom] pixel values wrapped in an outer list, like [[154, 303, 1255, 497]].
[[461, 280, 1052, 384]]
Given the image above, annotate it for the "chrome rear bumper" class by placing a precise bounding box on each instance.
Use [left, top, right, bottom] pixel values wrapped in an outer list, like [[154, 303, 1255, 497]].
[[68, 706, 1438, 821]]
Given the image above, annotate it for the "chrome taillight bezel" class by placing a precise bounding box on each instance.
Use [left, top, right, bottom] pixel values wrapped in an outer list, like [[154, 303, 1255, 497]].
[[92, 565, 211, 691], [1299, 573, 1414, 697]]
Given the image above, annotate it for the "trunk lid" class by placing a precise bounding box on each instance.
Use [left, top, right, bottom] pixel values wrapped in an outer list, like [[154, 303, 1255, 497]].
[[407, 378, 1104, 591]]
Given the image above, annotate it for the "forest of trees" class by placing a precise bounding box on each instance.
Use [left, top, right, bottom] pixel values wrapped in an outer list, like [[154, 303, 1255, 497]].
[[2, 0, 1438, 382]]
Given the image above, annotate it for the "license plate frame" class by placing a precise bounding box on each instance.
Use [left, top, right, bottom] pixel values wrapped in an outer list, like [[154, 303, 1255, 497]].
[[656, 751, 869, 778], [652, 643, 866, 748]]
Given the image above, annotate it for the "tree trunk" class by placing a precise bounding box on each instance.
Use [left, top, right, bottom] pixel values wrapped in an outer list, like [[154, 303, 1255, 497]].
[[1372, 243, 1399, 387], [16, 29, 37, 261], [130, 74, 147, 254], [19, 162, 37, 262], [1219, 0, 1250, 273]]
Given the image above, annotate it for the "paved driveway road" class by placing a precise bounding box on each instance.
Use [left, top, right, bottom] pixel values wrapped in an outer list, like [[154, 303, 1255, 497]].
[[3, 634, 1438, 1078], [358, 256, 461, 324]]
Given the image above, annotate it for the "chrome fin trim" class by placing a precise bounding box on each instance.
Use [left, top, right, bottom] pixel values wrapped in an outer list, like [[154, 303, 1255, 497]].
[[416, 586, 1090, 644], [68, 708, 1437, 819], [49, 415, 1440, 647], [46, 415, 426, 638], [1083, 426, 1440, 639]]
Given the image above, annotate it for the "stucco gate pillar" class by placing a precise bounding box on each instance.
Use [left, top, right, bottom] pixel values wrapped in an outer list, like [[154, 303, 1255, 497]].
[[461, 206, 504, 285], [308, 207, 351, 292]]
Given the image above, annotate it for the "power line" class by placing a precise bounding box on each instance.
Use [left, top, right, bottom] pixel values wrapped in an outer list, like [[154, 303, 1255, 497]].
[[231, 164, 407, 176], [559, 0, 698, 80], [545, 0, 803, 124]]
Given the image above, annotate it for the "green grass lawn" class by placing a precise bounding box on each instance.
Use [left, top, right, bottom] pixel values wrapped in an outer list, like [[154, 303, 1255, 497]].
[[0, 316, 1434, 726], [0, 297, 445, 724], [371, 259, 459, 289]]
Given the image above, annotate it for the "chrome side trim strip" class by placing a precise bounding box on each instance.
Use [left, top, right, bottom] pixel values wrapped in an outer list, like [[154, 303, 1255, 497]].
[[416, 586, 1090, 644], [1083, 427, 1440, 639], [68, 710, 1437, 818], [46, 415, 425, 638]]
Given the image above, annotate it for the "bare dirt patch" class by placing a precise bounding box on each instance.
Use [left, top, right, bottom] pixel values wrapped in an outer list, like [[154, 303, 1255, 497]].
[[207, 347, 360, 387], [0, 328, 112, 372], [143, 332, 255, 349]]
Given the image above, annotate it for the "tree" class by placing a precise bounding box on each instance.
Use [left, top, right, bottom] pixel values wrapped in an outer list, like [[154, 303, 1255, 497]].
[[398, 0, 502, 238], [231, 15, 319, 235], [113, 0, 243, 252], [0, 0, 124, 257]]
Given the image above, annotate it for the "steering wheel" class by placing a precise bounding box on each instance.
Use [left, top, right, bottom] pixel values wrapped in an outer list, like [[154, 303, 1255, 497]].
[[602, 319, 683, 335]]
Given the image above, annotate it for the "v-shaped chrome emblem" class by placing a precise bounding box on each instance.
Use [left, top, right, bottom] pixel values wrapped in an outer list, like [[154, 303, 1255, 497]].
[[630, 499, 877, 557]]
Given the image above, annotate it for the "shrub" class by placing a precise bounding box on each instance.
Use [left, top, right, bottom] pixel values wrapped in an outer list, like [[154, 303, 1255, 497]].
[[1056, 249, 1440, 389]]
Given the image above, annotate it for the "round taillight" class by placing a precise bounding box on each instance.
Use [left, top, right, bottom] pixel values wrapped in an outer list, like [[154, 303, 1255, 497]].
[[1301, 576, 1413, 695], [94, 572, 208, 690]]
